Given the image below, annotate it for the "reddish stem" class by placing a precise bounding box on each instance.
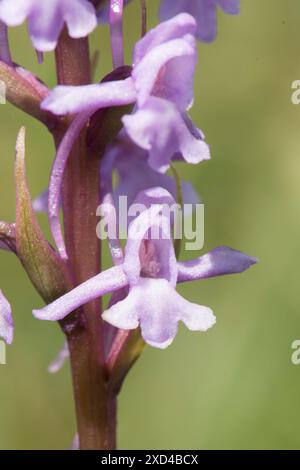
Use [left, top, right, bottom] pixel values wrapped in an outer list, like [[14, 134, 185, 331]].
[[54, 29, 117, 450]]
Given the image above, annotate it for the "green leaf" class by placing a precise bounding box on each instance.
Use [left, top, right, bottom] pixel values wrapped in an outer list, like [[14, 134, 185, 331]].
[[15, 127, 72, 304]]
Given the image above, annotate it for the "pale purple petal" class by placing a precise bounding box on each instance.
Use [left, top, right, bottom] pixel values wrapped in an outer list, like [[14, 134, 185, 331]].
[[0, 0, 32, 26], [48, 341, 69, 373], [102, 286, 140, 330], [62, 0, 97, 39], [103, 278, 215, 349], [33, 266, 128, 321], [134, 12, 197, 65], [0, 289, 13, 344], [177, 246, 258, 283], [123, 97, 210, 173], [41, 78, 136, 116], [133, 34, 196, 110], [0, 0, 97, 52], [27, 3, 64, 52]]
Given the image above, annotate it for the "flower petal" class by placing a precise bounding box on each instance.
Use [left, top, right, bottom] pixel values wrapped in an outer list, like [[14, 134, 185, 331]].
[[133, 35, 196, 110], [104, 277, 215, 349], [0, 0, 97, 52], [63, 0, 97, 39], [33, 265, 128, 321], [0, 0, 33, 26], [41, 78, 136, 116], [123, 97, 210, 173], [123, 196, 178, 287], [134, 12, 197, 65], [177, 246, 258, 283], [0, 289, 13, 344]]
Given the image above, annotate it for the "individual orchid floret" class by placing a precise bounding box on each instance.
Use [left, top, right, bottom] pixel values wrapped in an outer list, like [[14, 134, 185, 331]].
[[0, 0, 98, 52], [159, 0, 240, 43], [0, 289, 13, 344], [102, 133, 200, 211], [33, 188, 257, 349], [123, 97, 209, 173]]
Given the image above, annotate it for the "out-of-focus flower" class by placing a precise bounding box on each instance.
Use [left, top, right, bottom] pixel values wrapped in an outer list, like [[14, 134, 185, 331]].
[[0, 289, 13, 344], [102, 133, 200, 210], [33, 188, 257, 349], [0, 0, 97, 51], [159, 0, 240, 42]]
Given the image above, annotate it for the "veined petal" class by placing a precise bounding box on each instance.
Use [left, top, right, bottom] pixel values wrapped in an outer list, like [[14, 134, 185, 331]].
[[0, 289, 13, 344], [177, 246, 258, 283], [41, 78, 136, 116], [33, 266, 128, 321]]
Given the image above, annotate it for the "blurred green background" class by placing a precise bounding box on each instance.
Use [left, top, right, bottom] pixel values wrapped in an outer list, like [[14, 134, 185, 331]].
[[1, 0, 300, 450]]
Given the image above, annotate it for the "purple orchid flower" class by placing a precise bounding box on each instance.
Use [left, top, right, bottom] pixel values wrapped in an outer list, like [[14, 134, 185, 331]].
[[33, 188, 257, 349], [0, 0, 97, 52], [41, 13, 209, 256], [102, 133, 200, 210], [0, 289, 13, 344], [33, 132, 199, 215], [42, 12, 209, 172], [159, 0, 240, 42]]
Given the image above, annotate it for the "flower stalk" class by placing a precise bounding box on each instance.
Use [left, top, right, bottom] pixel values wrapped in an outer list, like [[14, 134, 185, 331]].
[[54, 29, 115, 450]]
